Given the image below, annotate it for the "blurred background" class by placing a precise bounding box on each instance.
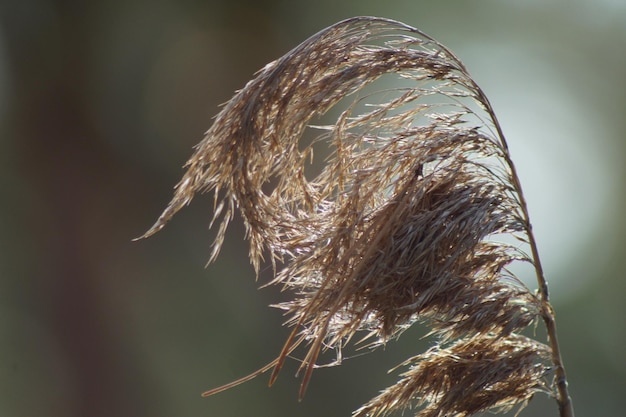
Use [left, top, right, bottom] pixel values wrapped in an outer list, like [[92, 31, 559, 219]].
[[1, 0, 625, 416]]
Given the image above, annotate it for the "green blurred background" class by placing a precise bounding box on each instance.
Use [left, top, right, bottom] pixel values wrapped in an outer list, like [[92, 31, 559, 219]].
[[1, 0, 625, 416]]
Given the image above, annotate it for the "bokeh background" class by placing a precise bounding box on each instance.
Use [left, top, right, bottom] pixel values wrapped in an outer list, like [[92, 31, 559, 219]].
[[1, 1, 625, 416]]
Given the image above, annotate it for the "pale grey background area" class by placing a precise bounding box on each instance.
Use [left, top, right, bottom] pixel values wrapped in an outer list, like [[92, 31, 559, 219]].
[[1, 1, 624, 416]]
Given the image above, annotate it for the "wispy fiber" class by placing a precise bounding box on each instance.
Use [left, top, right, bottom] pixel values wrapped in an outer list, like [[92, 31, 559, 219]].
[[353, 335, 551, 417], [138, 16, 574, 417]]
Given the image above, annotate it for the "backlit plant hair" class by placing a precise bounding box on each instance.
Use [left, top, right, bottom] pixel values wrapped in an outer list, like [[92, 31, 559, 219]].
[[138, 16, 574, 417]]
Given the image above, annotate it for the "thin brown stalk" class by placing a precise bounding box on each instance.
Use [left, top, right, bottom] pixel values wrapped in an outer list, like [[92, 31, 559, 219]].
[[477, 92, 574, 417], [137, 16, 574, 417]]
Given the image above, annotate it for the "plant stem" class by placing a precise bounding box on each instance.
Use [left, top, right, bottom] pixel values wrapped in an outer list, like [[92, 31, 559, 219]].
[[506, 152, 574, 417], [542, 301, 575, 417], [510, 165, 574, 417], [478, 92, 575, 417]]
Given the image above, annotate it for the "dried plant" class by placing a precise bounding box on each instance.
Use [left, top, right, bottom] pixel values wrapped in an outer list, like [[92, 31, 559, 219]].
[[137, 16, 574, 417]]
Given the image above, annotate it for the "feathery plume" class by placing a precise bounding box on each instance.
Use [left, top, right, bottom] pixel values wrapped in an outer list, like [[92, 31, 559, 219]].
[[138, 16, 573, 417]]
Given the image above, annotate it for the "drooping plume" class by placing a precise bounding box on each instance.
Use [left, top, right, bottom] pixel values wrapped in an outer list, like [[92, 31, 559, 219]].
[[139, 16, 573, 417]]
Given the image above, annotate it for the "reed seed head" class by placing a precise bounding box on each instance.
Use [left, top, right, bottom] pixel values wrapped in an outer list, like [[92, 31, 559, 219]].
[[139, 16, 570, 417]]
